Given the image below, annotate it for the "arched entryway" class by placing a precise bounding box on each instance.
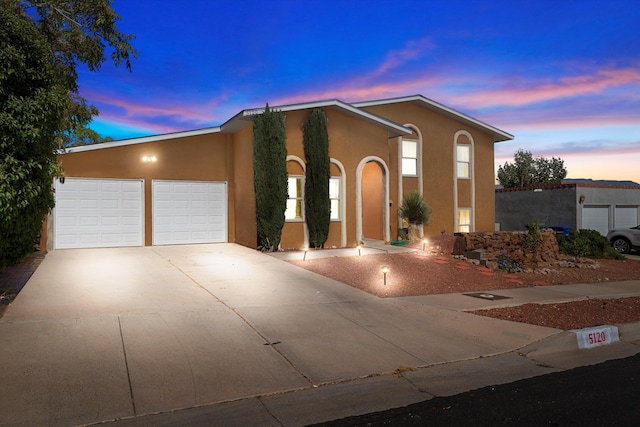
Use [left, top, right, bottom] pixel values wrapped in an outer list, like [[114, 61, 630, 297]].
[[356, 157, 390, 243]]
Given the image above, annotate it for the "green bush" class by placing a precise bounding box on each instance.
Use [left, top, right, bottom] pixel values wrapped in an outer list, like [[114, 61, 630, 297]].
[[523, 219, 542, 248], [398, 191, 432, 225], [557, 229, 624, 260], [496, 252, 521, 273]]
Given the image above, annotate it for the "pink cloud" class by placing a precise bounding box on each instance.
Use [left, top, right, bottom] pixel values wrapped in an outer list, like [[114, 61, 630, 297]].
[[270, 74, 445, 106], [374, 36, 435, 75], [481, 109, 640, 132], [82, 89, 244, 135], [86, 91, 219, 124], [449, 67, 640, 108]]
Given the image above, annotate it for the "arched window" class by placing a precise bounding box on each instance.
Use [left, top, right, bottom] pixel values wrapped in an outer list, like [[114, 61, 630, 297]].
[[285, 155, 305, 221]]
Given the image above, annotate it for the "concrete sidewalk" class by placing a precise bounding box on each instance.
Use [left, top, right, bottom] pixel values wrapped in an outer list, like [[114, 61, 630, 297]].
[[0, 244, 638, 426]]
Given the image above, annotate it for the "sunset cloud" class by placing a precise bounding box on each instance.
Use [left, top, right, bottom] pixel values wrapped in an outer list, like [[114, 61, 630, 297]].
[[448, 66, 640, 108]]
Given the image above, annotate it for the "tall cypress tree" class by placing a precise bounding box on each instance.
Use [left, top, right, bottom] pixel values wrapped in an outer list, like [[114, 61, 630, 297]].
[[302, 108, 330, 248], [253, 104, 287, 251]]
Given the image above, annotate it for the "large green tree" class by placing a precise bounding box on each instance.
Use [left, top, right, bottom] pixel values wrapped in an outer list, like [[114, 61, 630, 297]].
[[302, 108, 330, 248], [1, 6, 66, 266], [253, 104, 288, 251], [0, 1, 137, 266], [497, 149, 567, 188]]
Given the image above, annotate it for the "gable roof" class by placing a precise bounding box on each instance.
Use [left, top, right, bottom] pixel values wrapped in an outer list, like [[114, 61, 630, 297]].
[[221, 98, 412, 137], [352, 95, 514, 142], [62, 94, 511, 153]]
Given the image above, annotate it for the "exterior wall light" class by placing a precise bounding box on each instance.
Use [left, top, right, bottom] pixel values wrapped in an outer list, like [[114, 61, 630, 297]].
[[142, 155, 157, 162], [381, 266, 390, 286]]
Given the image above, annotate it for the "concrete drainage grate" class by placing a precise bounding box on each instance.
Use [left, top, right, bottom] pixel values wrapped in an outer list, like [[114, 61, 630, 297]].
[[463, 292, 511, 301]]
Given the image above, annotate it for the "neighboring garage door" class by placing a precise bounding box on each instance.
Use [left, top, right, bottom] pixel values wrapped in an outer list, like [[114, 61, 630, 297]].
[[54, 178, 144, 249], [582, 205, 610, 235], [615, 206, 639, 228], [152, 180, 227, 245]]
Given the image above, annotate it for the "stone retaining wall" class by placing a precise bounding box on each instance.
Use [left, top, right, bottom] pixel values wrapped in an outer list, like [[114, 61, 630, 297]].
[[453, 230, 560, 268]]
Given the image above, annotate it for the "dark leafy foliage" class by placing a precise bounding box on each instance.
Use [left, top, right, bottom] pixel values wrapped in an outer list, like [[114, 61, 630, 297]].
[[303, 109, 330, 248], [497, 149, 567, 188], [0, 7, 66, 266], [557, 229, 624, 260], [253, 105, 287, 251]]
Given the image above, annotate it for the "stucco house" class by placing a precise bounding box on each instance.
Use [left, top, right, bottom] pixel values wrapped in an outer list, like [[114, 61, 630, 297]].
[[44, 95, 513, 251], [495, 179, 640, 235]]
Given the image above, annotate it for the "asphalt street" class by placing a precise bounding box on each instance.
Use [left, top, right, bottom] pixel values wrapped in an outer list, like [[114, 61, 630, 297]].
[[317, 352, 640, 426]]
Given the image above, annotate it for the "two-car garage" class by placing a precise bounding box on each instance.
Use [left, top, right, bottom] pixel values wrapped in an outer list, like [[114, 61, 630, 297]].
[[54, 178, 227, 249]]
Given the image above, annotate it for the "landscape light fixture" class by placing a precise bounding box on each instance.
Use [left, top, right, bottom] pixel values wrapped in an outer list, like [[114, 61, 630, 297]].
[[422, 239, 428, 252], [303, 247, 309, 261], [381, 266, 390, 286], [357, 244, 362, 256]]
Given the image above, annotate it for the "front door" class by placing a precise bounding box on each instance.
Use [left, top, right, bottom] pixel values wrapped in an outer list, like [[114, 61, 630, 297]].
[[361, 161, 384, 239]]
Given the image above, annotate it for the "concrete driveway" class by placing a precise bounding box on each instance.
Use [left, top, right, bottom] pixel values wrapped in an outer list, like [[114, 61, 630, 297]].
[[1, 244, 639, 426]]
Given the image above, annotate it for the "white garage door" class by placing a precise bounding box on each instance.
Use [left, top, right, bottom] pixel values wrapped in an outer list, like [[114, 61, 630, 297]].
[[153, 180, 227, 245], [55, 178, 144, 249], [582, 205, 610, 235], [615, 206, 639, 228]]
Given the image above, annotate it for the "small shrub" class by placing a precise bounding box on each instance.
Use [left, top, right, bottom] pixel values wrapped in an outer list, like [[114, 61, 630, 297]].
[[399, 191, 432, 225], [399, 191, 432, 241], [522, 219, 543, 252], [557, 229, 624, 260], [496, 252, 521, 273]]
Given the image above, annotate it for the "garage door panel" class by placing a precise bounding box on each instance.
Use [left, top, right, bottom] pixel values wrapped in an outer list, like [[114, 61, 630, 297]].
[[615, 206, 639, 228], [80, 181, 98, 191], [582, 205, 610, 235], [79, 198, 97, 208], [152, 180, 227, 245], [80, 216, 100, 226], [55, 178, 144, 249]]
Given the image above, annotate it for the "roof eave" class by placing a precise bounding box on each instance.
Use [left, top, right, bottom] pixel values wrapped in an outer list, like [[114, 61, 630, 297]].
[[61, 127, 222, 154]]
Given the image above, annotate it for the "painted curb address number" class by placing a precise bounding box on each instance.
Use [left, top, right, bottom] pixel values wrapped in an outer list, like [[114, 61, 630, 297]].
[[573, 325, 620, 349]]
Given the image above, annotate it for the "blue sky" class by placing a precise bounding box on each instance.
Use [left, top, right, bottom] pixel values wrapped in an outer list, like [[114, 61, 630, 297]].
[[80, 0, 640, 183]]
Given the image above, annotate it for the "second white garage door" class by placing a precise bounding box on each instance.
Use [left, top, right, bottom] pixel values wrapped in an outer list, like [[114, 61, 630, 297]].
[[615, 206, 639, 229], [153, 180, 227, 245]]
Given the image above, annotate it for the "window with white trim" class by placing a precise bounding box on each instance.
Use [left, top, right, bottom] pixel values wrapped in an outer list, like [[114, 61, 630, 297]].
[[329, 177, 341, 220], [457, 208, 471, 232], [285, 176, 304, 220], [456, 144, 470, 179], [402, 139, 418, 176]]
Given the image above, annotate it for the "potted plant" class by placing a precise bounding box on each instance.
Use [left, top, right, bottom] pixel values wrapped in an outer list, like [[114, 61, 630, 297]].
[[399, 191, 432, 241]]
